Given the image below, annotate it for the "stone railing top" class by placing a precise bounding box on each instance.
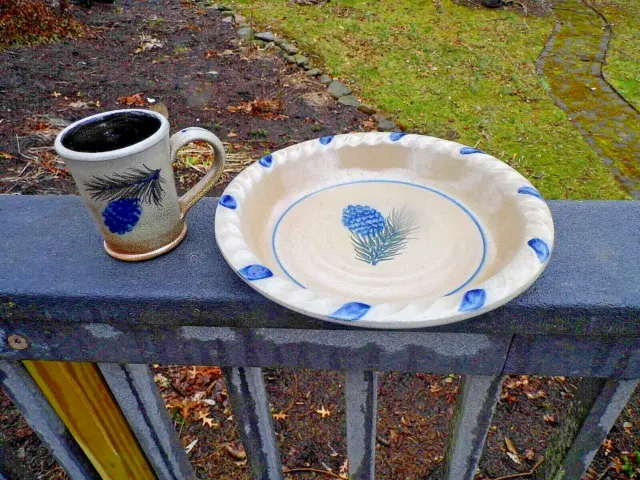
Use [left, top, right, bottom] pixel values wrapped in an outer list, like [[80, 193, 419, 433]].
[[0, 195, 638, 336]]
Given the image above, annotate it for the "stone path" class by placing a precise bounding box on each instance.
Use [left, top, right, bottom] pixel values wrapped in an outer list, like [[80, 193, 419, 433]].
[[537, 0, 640, 198]]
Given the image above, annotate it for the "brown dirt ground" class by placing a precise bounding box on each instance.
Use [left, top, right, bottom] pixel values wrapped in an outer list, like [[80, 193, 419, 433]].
[[0, 1, 638, 480]]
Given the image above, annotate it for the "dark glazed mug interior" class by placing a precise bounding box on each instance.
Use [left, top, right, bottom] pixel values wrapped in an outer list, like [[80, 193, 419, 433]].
[[61, 111, 162, 153]]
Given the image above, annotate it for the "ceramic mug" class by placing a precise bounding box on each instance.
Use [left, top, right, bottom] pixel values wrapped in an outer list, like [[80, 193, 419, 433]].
[[54, 109, 226, 261]]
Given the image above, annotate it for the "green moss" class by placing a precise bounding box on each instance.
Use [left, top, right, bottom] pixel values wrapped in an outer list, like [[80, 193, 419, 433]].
[[543, 0, 640, 187], [592, 0, 640, 110], [232, 0, 630, 199]]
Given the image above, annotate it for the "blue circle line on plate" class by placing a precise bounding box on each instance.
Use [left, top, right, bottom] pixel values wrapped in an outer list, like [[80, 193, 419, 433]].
[[271, 180, 487, 296]]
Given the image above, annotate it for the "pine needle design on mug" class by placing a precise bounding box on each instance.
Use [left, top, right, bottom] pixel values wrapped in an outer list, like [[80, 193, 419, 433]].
[[84, 165, 165, 235]]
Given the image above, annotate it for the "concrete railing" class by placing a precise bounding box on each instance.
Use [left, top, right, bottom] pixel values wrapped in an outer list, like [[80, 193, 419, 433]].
[[0, 195, 638, 480]]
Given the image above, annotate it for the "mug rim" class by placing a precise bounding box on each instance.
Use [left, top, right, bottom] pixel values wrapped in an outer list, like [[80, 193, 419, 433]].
[[54, 108, 170, 162]]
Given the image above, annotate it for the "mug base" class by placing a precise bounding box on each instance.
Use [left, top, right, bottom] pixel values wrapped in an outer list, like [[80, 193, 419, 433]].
[[103, 223, 188, 262]]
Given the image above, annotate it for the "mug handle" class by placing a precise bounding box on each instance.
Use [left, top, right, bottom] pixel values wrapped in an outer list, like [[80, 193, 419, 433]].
[[170, 127, 226, 217]]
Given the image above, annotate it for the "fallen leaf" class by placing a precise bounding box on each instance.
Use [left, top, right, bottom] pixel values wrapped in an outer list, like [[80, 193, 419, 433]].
[[227, 132, 237, 138], [543, 414, 558, 425], [147, 97, 156, 104], [185, 439, 198, 454], [135, 34, 163, 54], [227, 98, 287, 120], [389, 429, 399, 442], [622, 421, 632, 430], [430, 384, 443, 394], [68, 101, 89, 109], [505, 437, 519, 456], [117, 93, 146, 107], [316, 406, 331, 418], [153, 373, 169, 387], [525, 449, 536, 461], [149, 102, 169, 119], [362, 118, 377, 131], [52, 91, 62, 98], [603, 439, 614, 455], [192, 391, 205, 401], [526, 390, 547, 400], [584, 466, 598, 480], [202, 417, 217, 428], [225, 444, 246, 460], [502, 393, 519, 405], [196, 411, 217, 428], [339, 459, 348, 474], [507, 451, 522, 465], [204, 50, 219, 58], [272, 411, 289, 421]]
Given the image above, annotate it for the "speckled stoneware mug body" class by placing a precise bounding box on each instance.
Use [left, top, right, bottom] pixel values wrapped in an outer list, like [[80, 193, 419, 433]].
[[55, 109, 226, 261]]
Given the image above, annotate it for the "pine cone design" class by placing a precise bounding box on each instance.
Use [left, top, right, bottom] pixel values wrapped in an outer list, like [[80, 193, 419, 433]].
[[342, 205, 386, 236], [102, 198, 142, 235], [342, 205, 417, 266]]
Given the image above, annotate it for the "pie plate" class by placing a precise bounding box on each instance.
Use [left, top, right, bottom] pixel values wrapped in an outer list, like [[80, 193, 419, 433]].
[[214, 133, 554, 329]]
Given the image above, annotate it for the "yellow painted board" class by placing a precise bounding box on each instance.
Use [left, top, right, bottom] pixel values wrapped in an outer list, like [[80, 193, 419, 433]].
[[24, 360, 155, 480]]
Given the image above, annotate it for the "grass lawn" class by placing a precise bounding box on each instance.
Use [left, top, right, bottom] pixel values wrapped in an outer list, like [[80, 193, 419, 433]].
[[233, 0, 630, 200], [593, 0, 640, 110]]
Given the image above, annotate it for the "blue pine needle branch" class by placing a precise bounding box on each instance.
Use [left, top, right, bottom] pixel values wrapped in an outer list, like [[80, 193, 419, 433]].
[[84, 165, 165, 206], [350, 208, 417, 265]]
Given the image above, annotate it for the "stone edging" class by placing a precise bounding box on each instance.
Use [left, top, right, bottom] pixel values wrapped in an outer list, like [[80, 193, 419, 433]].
[[536, 0, 640, 198], [206, 2, 402, 132], [583, 1, 640, 115]]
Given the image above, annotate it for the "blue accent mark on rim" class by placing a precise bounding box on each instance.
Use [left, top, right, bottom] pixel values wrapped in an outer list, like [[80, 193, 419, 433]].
[[518, 186, 544, 200], [390, 132, 406, 142], [219, 194, 237, 209], [319, 136, 334, 145], [528, 238, 550, 263], [459, 289, 487, 312], [271, 180, 487, 295], [460, 146, 484, 155], [239, 264, 273, 281], [181, 129, 189, 133], [331, 302, 371, 321], [259, 154, 273, 168]]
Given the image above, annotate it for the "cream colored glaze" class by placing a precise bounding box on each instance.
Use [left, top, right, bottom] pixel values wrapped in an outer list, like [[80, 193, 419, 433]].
[[215, 133, 554, 328], [273, 181, 485, 301], [55, 109, 226, 261]]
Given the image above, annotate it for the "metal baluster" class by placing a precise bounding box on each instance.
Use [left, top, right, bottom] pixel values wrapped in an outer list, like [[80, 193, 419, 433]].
[[345, 370, 378, 480], [443, 374, 504, 480], [99, 363, 197, 480], [223, 367, 284, 480], [541, 378, 639, 480]]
